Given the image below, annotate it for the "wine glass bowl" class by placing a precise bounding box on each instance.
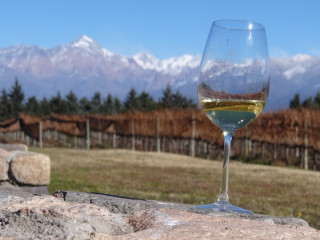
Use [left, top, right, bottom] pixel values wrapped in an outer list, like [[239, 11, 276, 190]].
[[197, 19, 270, 213]]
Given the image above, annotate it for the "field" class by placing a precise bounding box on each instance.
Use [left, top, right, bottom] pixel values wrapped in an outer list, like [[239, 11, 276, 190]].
[[33, 147, 320, 230]]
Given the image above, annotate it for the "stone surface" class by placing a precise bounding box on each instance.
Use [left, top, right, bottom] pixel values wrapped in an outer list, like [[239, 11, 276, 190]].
[[0, 143, 28, 152], [0, 148, 9, 181], [0, 190, 319, 240], [7, 151, 50, 185], [19, 185, 49, 195], [0, 182, 20, 191], [54, 191, 309, 227], [0, 181, 49, 195], [111, 209, 320, 240], [0, 192, 132, 239]]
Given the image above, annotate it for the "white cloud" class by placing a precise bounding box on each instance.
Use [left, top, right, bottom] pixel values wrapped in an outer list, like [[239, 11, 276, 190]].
[[283, 65, 306, 79]]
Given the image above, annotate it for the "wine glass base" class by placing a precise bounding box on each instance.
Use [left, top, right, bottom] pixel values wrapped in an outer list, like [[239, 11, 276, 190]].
[[196, 201, 253, 214]]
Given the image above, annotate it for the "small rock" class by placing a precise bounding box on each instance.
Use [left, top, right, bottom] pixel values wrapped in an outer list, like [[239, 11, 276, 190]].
[[0, 194, 133, 240], [0, 143, 28, 152], [0, 148, 9, 180], [8, 151, 50, 185]]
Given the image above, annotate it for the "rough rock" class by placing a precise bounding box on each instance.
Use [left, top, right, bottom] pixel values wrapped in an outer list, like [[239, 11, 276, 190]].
[[0, 181, 49, 195], [111, 209, 320, 240], [7, 151, 50, 185], [0, 191, 132, 240], [0, 190, 319, 240], [0, 143, 28, 152], [0, 148, 9, 180], [0, 182, 20, 191], [55, 191, 309, 227]]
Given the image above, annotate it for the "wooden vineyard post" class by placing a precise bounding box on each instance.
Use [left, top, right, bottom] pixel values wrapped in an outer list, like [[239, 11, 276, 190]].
[[273, 144, 277, 162], [54, 129, 58, 141], [245, 128, 249, 156], [285, 145, 290, 165], [113, 133, 117, 148], [156, 117, 160, 153], [98, 132, 102, 145], [204, 141, 208, 159], [86, 118, 90, 150], [295, 118, 299, 158], [131, 119, 135, 151], [74, 136, 77, 149], [313, 151, 318, 171], [39, 120, 43, 148], [304, 120, 308, 170], [191, 115, 195, 157], [162, 137, 165, 152], [207, 141, 210, 159], [251, 140, 255, 156]]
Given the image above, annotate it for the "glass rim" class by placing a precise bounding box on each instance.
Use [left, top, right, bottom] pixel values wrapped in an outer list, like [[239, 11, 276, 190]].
[[213, 19, 265, 31]]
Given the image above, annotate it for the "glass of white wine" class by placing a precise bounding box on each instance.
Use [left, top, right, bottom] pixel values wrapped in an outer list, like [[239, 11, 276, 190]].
[[197, 19, 270, 213]]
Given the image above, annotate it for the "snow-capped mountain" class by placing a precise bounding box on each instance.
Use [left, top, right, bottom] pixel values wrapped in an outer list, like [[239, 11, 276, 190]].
[[0, 35, 200, 100], [0, 35, 319, 111], [132, 51, 201, 74]]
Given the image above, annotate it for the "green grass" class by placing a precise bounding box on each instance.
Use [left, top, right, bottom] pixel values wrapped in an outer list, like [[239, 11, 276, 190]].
[[32, 147, 320, 230]]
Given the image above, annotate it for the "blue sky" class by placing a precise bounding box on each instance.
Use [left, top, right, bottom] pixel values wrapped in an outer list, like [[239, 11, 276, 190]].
[[1, 0, 320, 59]]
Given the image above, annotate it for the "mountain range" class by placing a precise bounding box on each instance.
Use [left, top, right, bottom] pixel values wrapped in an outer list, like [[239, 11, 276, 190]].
[[0, 35, 319, 111]]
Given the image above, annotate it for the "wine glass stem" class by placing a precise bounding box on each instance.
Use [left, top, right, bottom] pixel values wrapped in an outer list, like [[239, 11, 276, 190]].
[[217, 131, 233, 203]]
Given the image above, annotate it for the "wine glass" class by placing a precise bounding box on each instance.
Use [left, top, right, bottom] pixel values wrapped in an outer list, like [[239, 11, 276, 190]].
[[197, 19, 270, 213]]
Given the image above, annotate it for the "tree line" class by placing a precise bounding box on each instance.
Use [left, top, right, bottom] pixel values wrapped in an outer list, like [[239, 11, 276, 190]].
[[0, 78, 197, 121], [289, 92, 320, 110]]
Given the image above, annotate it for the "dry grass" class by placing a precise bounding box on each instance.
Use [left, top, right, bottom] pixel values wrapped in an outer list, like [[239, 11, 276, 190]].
[[32, 147, 320, 230]]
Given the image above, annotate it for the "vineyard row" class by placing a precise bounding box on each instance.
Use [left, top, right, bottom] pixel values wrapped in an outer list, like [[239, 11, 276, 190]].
[[0, 109, 319, 171]]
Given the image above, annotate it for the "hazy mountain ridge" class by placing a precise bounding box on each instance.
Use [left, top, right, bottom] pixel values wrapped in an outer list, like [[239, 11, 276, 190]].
[[0, 35, 318, 110]]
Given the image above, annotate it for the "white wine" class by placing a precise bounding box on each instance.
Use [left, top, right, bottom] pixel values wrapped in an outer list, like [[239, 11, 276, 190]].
[[200, 99, 265, 132]]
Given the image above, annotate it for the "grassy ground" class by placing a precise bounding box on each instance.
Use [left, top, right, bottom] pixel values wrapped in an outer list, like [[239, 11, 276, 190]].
[[32, 147, 320, 230]]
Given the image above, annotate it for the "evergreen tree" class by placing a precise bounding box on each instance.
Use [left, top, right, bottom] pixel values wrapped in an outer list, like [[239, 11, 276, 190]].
[[172, 91, 197, 109], [113, 96, 122, 114], [9, 77, 24, 117], [79, 97, 92, 113], [65, 90, 79, 114], [138, 91, 157, 111], [302, 96, 314, 109], [49, 92, 68, 114], [159, 85, 196, 109], [289, 94, 301, 109], [25, 96, 40, 115], [0, 89, 12, 120], [39, 97, 51, 115], [314, 92, 320, 109], [124, 88, 140, 112], [91, 92, 102, 113], [101, 94, 113, 115], [159, 84, 174, 109]]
